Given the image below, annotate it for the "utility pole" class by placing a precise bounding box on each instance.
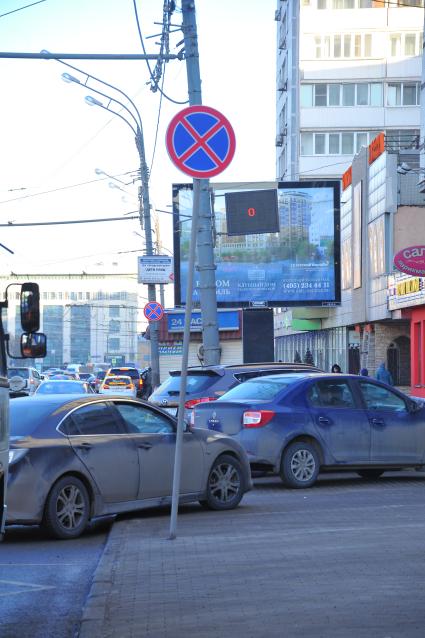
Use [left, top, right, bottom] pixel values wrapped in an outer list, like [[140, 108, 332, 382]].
[[136, 132, 160, 389], [181, 0, 220, 366]]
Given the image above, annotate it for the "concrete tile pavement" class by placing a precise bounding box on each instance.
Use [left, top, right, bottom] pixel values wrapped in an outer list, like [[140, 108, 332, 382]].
[[78, 474, 425, 638]]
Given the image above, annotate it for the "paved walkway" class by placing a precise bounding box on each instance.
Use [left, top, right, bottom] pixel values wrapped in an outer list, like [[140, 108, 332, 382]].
[[78, 473, 425, 638]]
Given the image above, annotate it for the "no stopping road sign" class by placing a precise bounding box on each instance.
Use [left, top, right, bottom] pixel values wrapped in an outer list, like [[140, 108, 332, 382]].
[[143, 301, 164, 322], [166, 105, 236, 179]]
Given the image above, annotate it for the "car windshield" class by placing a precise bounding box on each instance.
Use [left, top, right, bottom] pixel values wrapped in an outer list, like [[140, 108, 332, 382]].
[[37, 382, 87, 394], [10, 400, 55, 436], [109, 368, 139, 380], [217, 375, 302, 401], [156, 373, 217, 395], [8, 368, 30, 379]]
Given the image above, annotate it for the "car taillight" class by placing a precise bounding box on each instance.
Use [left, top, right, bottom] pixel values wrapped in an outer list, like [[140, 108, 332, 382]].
[[103, 384, 109, 389], [184, 397, 216, 409], [243, 410, 275, 428], [127, 383, 134, 389], [29, 378, 35, 385]]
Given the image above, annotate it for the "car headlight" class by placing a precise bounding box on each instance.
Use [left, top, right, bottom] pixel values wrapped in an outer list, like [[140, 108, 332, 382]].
[[8, 449, 29, 465]]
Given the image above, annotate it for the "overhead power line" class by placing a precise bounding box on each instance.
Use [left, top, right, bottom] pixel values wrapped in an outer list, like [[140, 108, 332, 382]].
[[0, 215, 139, 227], [0, 171, 137, 205], [0, 0, 46, 19]]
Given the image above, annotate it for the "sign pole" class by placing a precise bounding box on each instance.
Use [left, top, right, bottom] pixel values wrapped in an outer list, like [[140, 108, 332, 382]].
[[169, 178, 201, 540], [181, 0, 220, 367]]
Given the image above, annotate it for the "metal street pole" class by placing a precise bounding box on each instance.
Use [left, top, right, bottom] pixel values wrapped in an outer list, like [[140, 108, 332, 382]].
[[135, 132, 160, 389], [181, 0, 220, 366], [169, 179, 201, 540]]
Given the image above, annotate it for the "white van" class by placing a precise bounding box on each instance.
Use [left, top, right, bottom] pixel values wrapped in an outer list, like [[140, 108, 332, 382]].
[[66, 364, 81, 374]]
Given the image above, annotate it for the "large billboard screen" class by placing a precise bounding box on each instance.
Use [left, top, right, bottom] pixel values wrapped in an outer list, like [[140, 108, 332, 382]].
[[173, 181, 341, 307]]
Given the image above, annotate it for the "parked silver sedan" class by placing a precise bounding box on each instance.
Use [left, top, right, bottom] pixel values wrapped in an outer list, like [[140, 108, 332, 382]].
[[7, 395, 252, 539]]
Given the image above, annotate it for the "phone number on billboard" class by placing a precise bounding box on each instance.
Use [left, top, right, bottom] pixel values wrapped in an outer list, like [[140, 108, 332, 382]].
[[281, 282, 330, 289]]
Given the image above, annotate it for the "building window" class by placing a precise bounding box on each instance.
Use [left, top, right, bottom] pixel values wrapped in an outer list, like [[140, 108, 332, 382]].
[[300, 84, 313, 107], [385, 128, 420, 151], [317, 0, 373, 7], [301, 83, 383, 108], [389, 32, 422, 57], [109, 306, 120, 318], [313, 33, 373, 58], [300, 130, 379, 156], [108, 337, 120, 351], [329, 133, 340, 154], [342, 84, 355, 106], [356, 84, 368, 105], [109, 320, 120, 333], [387, 82, 420, 106], [301, 132, 313, 155], [314, 134, 326, 154], [314, 84, 327, 106]]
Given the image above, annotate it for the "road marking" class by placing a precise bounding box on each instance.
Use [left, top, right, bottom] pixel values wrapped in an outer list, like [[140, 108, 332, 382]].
[[0, 579, 55, 597]]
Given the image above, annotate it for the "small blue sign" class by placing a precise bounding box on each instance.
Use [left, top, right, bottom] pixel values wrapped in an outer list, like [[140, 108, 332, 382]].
[[167, 310, 239, 333]]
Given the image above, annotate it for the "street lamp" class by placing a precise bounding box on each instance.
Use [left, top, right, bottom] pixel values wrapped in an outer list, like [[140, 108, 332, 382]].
[[61, 62, 161, 388]]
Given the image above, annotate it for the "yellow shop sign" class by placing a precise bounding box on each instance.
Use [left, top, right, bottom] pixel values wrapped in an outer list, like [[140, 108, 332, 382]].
[[396, 278, 420, 296]]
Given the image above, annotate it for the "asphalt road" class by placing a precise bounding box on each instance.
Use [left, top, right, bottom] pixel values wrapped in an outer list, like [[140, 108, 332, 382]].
[[0, 518, 112, 638], [1, 470, 425, 638]]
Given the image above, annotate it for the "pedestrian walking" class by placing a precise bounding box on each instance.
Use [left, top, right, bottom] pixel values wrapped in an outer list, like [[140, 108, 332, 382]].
[[331, 363, 342, 373], [375, 362, 393, 385]]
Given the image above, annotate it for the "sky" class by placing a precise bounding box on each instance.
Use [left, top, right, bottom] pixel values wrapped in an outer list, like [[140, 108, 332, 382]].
[[0, 0, 276, 284]]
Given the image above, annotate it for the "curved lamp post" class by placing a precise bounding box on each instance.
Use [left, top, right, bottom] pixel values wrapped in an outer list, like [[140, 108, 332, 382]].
[[62, 66, 160, 388]]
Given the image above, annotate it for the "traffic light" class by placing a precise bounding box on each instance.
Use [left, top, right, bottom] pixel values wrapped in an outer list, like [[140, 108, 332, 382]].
[[225, 189, 279, 236]]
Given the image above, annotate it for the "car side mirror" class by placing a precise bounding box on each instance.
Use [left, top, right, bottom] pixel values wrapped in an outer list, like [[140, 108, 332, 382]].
[[21, 332, 47, 358], [20, 283, 40, 333], [409, 399, 423, 413]]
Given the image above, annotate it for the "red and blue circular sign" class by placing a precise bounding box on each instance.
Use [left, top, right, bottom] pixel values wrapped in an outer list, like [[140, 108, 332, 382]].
[[166, 105, 236, 179], [144, 301, 164, 322]]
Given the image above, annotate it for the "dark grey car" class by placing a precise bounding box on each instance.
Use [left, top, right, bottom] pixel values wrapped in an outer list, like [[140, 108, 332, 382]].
[[149, 362, 322, 417], [7, 395, 252, 539]]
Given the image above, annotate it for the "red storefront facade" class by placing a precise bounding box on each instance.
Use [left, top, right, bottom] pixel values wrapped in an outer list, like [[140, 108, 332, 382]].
[[388, 273, 425, 398], [410, 306, 425, 398]]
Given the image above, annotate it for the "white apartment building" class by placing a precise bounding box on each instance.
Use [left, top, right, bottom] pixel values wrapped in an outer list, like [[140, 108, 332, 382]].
[[0, 273, 140, 368], [276, 0, 423, 181]]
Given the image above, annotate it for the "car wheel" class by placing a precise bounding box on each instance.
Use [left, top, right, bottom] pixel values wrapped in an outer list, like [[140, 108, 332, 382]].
[[280, 441, 319, 488], [43, 476, 90, 540], [200, 454, 244, 511], [357, 470, 384, 480]]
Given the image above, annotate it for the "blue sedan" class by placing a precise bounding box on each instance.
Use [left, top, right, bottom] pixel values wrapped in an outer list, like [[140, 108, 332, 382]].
[[191, 373, 425, 488]]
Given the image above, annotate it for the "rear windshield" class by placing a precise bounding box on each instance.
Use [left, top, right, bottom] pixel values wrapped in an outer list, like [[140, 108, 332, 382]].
[[105, 376, 131, 384], [217, 375, 300, 402], [109, 368, 139, 379], [8, 368, 29, 379], [157, 373, 217, 395], [10, 400, 55, 436], [37, 382, 86, 394]]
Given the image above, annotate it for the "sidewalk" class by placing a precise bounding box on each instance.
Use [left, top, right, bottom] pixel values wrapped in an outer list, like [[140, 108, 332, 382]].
[[78, 475, 425, 638]]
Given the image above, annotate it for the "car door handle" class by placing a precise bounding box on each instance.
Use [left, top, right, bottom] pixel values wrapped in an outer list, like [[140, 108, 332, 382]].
[[75, 442, 92, 450], [138, 442, 152, 450], [370, 418, 385, 426], [317, 416, 330, 425]]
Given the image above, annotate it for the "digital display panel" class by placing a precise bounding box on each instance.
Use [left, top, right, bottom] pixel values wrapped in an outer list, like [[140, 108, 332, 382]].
[[225, 189, 279, 236], [173, 181, 341, 307]]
